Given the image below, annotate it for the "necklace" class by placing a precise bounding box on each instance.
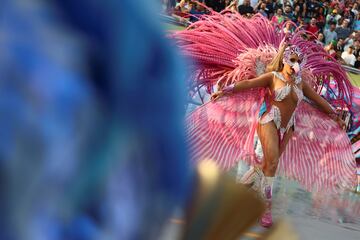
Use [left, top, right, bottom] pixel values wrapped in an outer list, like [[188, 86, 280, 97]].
[[279, 72, 294, 82], [279, 71, 302, 85]]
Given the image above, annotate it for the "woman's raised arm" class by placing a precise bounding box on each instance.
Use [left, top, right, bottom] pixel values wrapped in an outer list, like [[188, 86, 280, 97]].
[[302, 81, 346, 129], [232, 72, 273, 93], [211, 72, 273, 101]]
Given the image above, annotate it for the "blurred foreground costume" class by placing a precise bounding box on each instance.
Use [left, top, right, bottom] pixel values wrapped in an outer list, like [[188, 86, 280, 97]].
[[0, 0, 190, 239], [173, 11, 356, 198]]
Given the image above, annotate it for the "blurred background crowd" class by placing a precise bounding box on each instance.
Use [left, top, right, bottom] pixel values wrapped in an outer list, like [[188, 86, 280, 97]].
[[162, 0, 360, 69]]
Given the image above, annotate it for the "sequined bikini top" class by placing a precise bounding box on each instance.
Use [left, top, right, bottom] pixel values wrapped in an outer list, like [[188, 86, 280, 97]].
[[272, 71, 304, 104]]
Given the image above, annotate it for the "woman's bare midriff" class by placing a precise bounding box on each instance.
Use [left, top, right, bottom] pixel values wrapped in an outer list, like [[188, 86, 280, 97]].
[[261, 77, 302, 129], [271, 98, 297, 129]]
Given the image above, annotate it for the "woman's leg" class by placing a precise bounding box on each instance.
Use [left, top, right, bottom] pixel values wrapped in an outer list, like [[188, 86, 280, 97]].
[[256, 121, 281, 228], [257, 122, 280, 177], [257, 124, 294, 176]]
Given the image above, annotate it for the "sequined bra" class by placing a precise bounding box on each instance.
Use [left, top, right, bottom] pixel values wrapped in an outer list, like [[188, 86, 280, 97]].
[[272, 71, 304, 103]]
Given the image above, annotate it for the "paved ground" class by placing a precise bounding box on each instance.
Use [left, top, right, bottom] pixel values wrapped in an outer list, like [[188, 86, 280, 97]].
[[159, 176, 360, 240], [270, 178, 360, 240]]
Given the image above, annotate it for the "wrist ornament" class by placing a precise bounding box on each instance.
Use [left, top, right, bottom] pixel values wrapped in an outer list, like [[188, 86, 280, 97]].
[[222, 83, 235, 95], [328, 112, 339, 121]]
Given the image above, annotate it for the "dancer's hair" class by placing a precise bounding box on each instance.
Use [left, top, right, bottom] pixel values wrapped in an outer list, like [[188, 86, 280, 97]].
[[266, 44, 286, 72]]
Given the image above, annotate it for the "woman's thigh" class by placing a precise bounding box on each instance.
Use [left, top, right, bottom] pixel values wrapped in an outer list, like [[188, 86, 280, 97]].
[[257, 121, 280, 163]]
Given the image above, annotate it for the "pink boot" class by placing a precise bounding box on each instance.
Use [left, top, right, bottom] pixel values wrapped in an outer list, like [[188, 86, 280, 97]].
[[260, 186, 273, 228]]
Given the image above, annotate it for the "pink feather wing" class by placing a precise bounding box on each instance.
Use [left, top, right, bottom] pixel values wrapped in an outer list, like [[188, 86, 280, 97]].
[[279, 102, 356, 192], [187, 89, 265, 169]]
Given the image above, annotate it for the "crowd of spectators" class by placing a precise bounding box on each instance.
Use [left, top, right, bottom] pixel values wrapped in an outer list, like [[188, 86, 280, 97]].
[[162, 0, 360, 69]]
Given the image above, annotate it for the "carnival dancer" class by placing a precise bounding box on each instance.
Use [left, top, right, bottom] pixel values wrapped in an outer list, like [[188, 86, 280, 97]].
[[173, 11, 357, 228], [211, 43, 346, 227]]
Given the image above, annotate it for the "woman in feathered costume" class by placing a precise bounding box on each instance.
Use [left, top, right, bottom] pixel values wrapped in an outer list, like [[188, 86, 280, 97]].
[[173, 10, 357, 228]]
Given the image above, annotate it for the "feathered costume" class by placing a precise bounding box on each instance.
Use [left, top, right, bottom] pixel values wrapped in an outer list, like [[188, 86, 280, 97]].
[[173, 12, 357, 192]]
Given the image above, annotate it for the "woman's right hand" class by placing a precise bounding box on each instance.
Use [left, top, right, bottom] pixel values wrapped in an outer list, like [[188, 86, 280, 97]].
[[211, 91, 224, 101], [335, 116, 346, 131]]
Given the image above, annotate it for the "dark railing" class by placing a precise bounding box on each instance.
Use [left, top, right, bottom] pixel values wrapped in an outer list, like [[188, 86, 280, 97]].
[[342, 65, 360, 75], [159, 14, 190, 27]]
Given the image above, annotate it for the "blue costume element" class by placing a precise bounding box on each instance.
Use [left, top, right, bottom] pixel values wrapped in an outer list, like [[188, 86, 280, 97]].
[[0, 1, 192, 239], [259, 101, 267, 117]]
